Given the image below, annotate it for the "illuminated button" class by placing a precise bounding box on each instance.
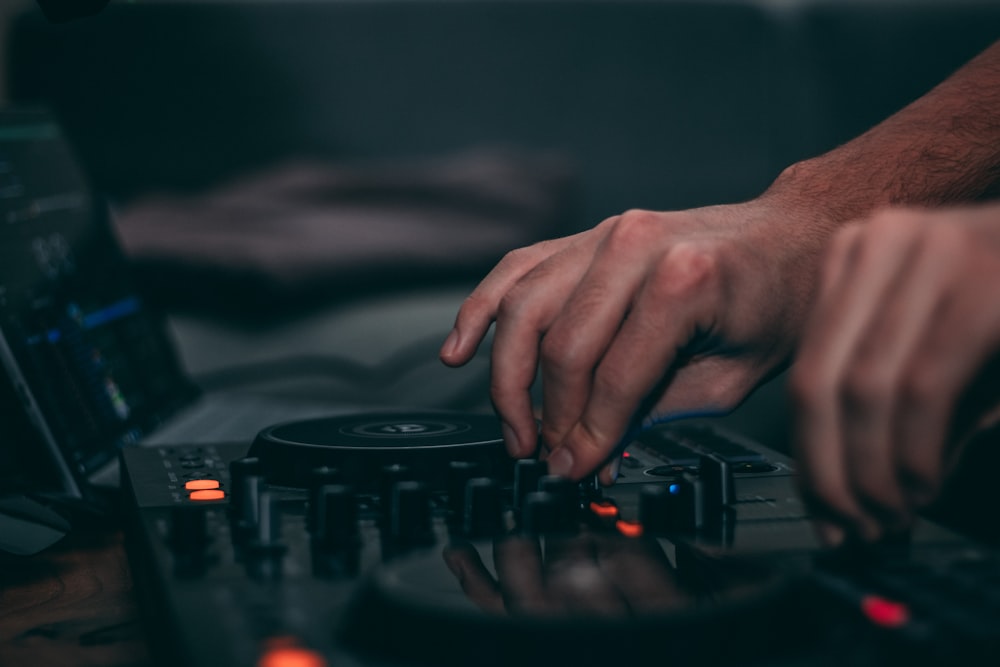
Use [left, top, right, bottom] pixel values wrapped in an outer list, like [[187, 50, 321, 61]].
[[589, 501, 619, 519], [257, 646, 328, 667], [185, 479, 220, 491], [616, 520, 644, 538], [861, 595, 910, 628], [189, 489, 226, 501]]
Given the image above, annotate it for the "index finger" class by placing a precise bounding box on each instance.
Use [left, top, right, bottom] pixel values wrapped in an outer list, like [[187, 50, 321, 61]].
[[441, 236, 580, 367]]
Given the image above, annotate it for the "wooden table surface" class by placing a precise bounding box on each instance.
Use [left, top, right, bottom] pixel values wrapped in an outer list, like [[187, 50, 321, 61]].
[[0, 531, 152, 667]]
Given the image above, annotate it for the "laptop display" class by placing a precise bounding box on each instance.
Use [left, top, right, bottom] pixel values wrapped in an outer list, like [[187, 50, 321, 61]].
[[0, 110, 197, 490]]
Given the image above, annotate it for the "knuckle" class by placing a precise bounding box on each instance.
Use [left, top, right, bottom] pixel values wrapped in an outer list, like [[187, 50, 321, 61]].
[[496, 287, 533, 322], [840, 365, 893, 414], [498, 244, 541, 269], [605, 210, 660, 247], [458, 292, 493, 322], [651, 243, 719, 297], [540, 328, 589, 376]]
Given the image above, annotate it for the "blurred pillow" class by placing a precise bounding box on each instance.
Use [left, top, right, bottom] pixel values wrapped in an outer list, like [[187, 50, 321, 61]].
[[114, 149, 577, 319]]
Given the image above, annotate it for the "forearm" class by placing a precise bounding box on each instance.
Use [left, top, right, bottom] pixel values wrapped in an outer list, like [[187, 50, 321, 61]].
[[766, 40, 1000, 227]]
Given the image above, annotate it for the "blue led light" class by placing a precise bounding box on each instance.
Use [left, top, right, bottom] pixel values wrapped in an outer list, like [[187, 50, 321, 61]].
[[668, 483, 680, 495]]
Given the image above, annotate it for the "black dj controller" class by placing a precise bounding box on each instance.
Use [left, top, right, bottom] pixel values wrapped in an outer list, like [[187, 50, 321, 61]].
[[120, 411, 1000, 667]]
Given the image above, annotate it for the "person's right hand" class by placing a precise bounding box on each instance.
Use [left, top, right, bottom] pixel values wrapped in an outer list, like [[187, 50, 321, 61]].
[[441, 196, 836, 482], [789, 204, 1000, 545]]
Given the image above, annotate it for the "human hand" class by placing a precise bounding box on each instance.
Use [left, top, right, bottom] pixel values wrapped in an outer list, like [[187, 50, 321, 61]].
[[789, 205, 1000, 546], [441, 532, 686, 617], [441, 199, 832, 482]]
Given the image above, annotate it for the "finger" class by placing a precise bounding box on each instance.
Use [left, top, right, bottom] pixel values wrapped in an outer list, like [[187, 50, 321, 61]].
[[593, 534, 685, 614], [597, 455, 623, 486], [833, 218, 930, 534], [842, 228, 953, 522], [442, 542, 506, 614], [441, 235, 580, 366], [539, 213, 663, 449], [790, 224, 879, 543], [548, 242, 721, 479], [493, 536, 552, 615], [544, 534, 626, 616], [894, 252, 1000, 508], [490, 248, 591, 457]]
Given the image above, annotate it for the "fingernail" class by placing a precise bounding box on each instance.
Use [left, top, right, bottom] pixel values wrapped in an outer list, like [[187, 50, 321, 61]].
[[501, 421, 521, 457], [440, 329, 460, 359], [608, 457, 622, 482], [547, 447, 574, 477], [814, 520, 846, 548]]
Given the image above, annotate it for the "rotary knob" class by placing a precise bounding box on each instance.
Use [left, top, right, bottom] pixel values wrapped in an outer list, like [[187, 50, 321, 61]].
[[514, 459, 548, 512], [389, 480, 434, 548], [462, 477, 503, 538]]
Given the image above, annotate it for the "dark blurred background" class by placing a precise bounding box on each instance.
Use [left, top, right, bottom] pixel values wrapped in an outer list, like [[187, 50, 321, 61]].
[[4, 0, 1000, 450]]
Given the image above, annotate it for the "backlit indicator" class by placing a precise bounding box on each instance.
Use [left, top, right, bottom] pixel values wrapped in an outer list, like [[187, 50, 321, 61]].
[[189, 489, 226, 501], [861, 595, 910, 628], [589, 501, 619, 518], [257, 646, 327, 667], [185, 479, 220, 491], [616, 520, 644, 538]]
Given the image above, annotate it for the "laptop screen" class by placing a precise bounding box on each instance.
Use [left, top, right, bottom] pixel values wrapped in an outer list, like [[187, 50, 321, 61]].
[[0, 109, 197, 482]]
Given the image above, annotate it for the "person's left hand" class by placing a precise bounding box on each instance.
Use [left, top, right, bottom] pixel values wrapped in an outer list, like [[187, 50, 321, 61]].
[[789, 205, 1000, 546]]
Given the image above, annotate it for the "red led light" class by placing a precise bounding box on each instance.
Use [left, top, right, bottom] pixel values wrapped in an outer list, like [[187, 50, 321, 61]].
[[861, 595, 910, 628]]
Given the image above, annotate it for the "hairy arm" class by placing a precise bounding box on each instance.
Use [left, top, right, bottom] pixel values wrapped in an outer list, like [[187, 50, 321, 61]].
[[768, 40, 1000, 219]]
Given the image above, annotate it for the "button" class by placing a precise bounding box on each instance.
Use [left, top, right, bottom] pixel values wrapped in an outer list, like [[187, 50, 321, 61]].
[[185, 479, 220, 491], [616, 520, 644, 538], [189, 489, 226, 501], [180, 459, 205, 469]]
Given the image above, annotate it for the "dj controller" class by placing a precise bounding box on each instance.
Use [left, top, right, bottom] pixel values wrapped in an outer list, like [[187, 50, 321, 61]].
[[120, 411, 1000, 666]]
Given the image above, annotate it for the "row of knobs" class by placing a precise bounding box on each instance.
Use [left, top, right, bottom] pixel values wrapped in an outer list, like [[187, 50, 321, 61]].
[[169, 456, 594, 573], [169, 452, 736, 574]]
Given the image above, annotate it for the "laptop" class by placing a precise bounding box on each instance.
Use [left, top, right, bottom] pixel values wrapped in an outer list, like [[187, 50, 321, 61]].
[[0, 109, 348, 497]]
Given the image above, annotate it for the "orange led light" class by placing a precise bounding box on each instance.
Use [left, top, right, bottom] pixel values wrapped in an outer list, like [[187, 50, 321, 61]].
[[257, 647, 328, 667], [589, 501, 619, 518], [616, 520, 644, 538], [185, 479, 220, 491], [189, 489, 226, 501]]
